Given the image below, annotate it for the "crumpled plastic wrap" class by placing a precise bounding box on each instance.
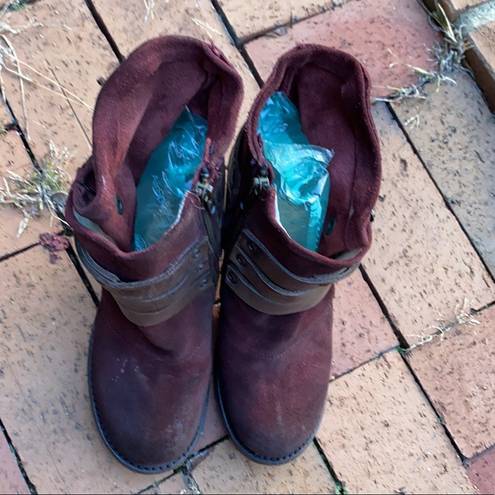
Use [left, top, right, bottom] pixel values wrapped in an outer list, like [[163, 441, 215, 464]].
[[133, 107, 208, 251], [258, 92, 333, 251]]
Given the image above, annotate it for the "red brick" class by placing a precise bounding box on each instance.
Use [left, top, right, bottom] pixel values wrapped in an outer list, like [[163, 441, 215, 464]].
[[319, 352, 474, 493], [0, 433, 29, 495], [1, 0, 118, 176], [408, 305, 495, 458], [0, 247, 164, 492], [193, 440, 335, 493], [91, 0, 259, 130], [392, 70, 495, 278], [140, 474, 188, 494], [332, 271, 397, 378], [363, 104, 495, 346], [450, 0, 486, 10], [246, 0, 439, 98], [218, 0, 351, 40], [467, 448, 495, 494]]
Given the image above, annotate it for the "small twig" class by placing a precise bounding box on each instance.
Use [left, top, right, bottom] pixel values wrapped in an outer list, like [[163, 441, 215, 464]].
[[1, 33, 28, 138], [0, 47, 92, 109], [405, 299, 480, 352], [404, 114, 420, 128], [0, 59, 91, 108], [143, 0, 155, 22], [191, 17, 223, 37]]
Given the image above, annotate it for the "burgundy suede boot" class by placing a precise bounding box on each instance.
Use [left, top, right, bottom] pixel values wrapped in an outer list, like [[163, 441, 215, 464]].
[[217, 45, 381, 464], [65, 36, 243, 473]]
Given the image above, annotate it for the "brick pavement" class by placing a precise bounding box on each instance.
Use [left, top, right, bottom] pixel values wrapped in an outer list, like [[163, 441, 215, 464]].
[[1, 0, 494, 493]]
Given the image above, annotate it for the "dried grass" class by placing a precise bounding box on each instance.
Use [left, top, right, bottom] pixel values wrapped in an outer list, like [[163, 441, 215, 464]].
[[374, 3, 470, 104], [0, 141, 70, 236], [143, 0, 155, 23], [0, 0, 90, 139], [405, 298, 480, 352], [0, 1, 89, 235]]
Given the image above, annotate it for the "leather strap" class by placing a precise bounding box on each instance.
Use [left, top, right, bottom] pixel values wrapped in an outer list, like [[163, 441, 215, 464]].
[[77, 238, 213, 326], [225, 229, 359, 315]]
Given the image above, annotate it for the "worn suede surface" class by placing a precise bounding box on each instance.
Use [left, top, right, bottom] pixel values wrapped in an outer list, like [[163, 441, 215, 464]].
[[218, 45, 381, 463], [219, 287, 335, 460], [65, 36, 243, 471]]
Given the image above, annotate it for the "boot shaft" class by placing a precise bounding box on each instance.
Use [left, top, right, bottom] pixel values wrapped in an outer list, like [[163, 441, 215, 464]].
[[66, 35, 243, 281], [223, 44, 381, 315]]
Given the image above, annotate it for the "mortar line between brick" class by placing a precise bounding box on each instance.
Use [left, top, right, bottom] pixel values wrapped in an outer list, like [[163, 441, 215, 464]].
[[237, 9, 329, 46], [313, 438, 347, 493], [180, 468, 202, 495], [386, 102, 495, 284], [233, 0, 362, 46], [466, 441, 495, 465], [0, 240, 39, 263], [353, 266, 468, 463], [4, 96, 100, 305], [84, 0, 124, 62], [0, 419, 38, 494], [194, 435, 229, 457], [329, 344, 400, 383], [135, 471, 177, 495], [478, 299, 495, 311], [360, 241, 490, 354], [359, 265, 409, 348], [65, 242, 100, 306], [137, 436, 229, 493], [3, 98, 40, 170], [399, 352, 467, 464], [209, 0, 263, 87]]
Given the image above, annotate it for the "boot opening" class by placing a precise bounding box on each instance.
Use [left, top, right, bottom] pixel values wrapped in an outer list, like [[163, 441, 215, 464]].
[[249, 46, 379, 259], [133, 106, 208, 251], [73, 37, 243, 252]]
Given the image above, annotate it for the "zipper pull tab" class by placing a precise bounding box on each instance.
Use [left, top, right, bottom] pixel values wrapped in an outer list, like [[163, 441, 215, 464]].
[[195, 167, 215, 213], [252, 166, 270, 196]]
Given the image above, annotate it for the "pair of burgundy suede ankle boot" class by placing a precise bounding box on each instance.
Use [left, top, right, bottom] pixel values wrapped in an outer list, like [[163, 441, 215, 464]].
[[65, 35, 380, 473]]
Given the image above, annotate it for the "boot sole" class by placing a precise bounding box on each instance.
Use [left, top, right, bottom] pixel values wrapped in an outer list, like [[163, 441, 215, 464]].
[[215, 377, 316, 465], [87, 326, 210, 474]]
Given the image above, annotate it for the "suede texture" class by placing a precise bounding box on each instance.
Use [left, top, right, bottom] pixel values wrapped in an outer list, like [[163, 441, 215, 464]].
[[218, 45, 381, 463], [65, 36, 243, 472]]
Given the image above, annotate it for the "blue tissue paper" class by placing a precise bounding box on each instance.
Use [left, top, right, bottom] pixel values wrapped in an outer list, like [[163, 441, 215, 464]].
[[133, 107, 208, 251], [258, 92, 333, 251]]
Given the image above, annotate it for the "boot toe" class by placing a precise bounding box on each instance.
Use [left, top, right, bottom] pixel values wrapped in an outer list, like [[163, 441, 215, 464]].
[[89, 295, 211, 473], [92, 395, 203, 472], [217, 376, 323, 464]]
